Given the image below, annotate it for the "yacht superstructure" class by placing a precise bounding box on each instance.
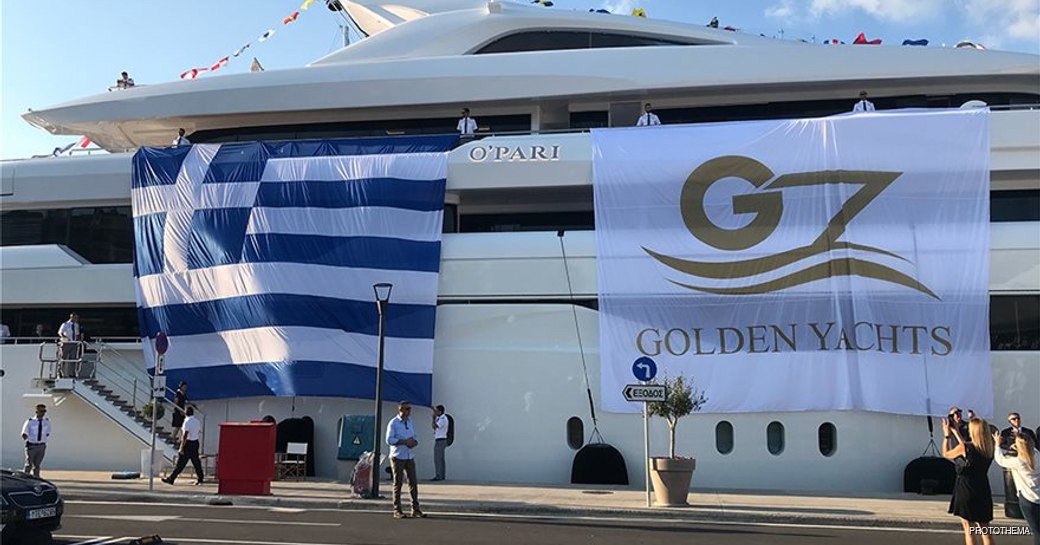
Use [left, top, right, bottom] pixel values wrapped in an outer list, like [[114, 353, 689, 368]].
[[2, 1, 1038, 492]]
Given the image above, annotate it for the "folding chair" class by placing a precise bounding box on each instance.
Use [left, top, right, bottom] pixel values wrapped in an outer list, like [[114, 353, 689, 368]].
[[279, 442, 307, 481]]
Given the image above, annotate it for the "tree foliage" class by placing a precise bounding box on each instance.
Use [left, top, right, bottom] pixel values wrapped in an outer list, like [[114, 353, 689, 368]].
[[647, 374, 707, 458]]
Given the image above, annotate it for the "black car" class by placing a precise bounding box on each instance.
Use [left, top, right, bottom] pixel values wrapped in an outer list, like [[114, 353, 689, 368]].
[[1, 469, 63, 543]]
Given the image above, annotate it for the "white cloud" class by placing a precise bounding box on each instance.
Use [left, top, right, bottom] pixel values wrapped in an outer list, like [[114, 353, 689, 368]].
[[963, 0, 1039, 43]]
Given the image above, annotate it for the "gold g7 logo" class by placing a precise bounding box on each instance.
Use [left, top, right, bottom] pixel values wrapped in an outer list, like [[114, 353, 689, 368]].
[[644, 156, 939, 299]]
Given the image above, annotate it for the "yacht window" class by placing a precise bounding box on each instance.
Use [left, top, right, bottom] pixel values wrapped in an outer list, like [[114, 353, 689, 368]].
[[818, 423, 837, 457], [475, 31, 691, 55], [992, 190, 1040, 222], [767, 421, 785, 455], [459, 211, 594, 233], [715, 421, 734, 455], [991, 296, 1040, 351], [0, 306, 139, 338], [1, 206, 133, 264], [567, 416, 584, 450]]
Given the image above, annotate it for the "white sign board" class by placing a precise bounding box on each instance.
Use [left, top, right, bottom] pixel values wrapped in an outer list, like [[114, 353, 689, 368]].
[[152, 375, 167, 398], [623, 384, 666, 403]]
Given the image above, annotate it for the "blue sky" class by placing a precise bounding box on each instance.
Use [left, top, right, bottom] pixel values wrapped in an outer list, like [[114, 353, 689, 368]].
[[2, 0, 1037, 160]]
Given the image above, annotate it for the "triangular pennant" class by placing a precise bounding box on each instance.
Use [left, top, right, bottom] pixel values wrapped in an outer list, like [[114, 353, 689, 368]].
[[232, 43, 252, 57], [300, 0, 316, 9]]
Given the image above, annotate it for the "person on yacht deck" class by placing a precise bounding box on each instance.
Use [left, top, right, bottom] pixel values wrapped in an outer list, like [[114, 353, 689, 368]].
[[173, 128, 191, 147], [636, 103, 661, 126], [457, 108, 478, 137], [853, 90, 875, 112], [116, 71, 135, 89]]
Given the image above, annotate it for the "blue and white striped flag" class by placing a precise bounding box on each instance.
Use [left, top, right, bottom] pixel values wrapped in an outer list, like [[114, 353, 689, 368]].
[[130, 136, 456, 403]]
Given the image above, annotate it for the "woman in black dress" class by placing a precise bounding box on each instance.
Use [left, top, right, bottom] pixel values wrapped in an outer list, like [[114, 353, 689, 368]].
[[942, 416, 996, 545]]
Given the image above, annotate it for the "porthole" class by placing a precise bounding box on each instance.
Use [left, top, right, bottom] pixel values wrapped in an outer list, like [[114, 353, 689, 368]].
[[818, 423, 837, 457], [566, 416, 584, 450], [767, 421, 785, 455], [715, 421, 734, 455]]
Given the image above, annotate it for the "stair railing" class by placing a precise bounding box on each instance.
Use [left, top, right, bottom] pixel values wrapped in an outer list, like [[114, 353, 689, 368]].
[[92, 340, 209, 454]]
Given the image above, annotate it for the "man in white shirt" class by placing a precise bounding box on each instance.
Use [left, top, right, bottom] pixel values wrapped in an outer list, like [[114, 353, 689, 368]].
[[21, 404, 51, 477], [172, 128, 191, 147], [853, 90, 876, 112], [57, 312, 81, 376], [163, 406, 205, 485], [636, 103, 661, 126], [457, 108, 478, 137], [431, 405, 449, 481], [386, 401, 425, 518]]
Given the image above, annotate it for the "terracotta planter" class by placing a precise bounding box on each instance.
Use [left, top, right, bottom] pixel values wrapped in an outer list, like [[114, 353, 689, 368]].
[[650, 457, 695, 506]]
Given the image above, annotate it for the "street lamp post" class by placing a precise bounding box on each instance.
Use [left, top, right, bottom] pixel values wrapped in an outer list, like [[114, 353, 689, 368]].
[[370, 282, 393, 499]]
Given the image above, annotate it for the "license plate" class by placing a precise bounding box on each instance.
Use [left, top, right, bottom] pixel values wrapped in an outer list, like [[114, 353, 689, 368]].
[[26, 507, 56, 520]]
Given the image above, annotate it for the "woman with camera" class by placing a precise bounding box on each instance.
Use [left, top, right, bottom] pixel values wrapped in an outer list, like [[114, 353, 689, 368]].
[[943, 416, 996, 544], [993, 430, 1040, 545]]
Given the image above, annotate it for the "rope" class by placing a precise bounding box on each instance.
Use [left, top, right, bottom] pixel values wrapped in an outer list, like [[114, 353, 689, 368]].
[[557, 230, 604, 444]]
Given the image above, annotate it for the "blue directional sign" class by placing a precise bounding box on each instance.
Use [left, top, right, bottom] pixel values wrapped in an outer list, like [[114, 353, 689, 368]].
[[632, 357, 657, 382]]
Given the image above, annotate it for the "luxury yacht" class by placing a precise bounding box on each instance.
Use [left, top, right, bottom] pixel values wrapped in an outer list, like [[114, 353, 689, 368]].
[[1, 0, 1037, 493]]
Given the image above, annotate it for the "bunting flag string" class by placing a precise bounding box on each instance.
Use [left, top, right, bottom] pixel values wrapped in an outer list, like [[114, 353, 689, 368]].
[[180, 1, 317, 81], [51, 136, 91, 157]]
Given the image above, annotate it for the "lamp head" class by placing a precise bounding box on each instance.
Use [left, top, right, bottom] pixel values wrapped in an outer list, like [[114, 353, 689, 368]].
[[373, 283, 393, 302]]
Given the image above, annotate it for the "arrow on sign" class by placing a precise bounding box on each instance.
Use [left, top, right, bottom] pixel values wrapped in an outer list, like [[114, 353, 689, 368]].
[[623, 384, 666, 402]]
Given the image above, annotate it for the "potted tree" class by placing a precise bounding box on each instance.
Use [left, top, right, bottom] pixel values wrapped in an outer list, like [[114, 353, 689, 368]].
[[646, 374, 707, 506]]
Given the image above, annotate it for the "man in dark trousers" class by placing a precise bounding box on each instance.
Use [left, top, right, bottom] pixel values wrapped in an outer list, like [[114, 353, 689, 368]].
[[163, 406, 204, 485], [431, 405, 449, 481], [386, 401, 425, 518]]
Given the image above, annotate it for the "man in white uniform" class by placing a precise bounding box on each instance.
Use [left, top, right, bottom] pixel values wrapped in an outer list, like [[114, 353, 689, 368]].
[[457, 108, 478, 137], [163, 406, 204, 485], [21, 404, 51, 477], [636, 103, 661, 126], [431, 405, 449, 481], [853, 90, 876, 112]]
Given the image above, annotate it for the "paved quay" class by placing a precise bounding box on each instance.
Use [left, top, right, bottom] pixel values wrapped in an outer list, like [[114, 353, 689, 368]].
[[43, 470, 1030, 531]]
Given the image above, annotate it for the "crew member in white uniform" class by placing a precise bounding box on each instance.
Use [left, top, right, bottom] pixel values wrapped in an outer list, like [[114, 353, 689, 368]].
[[853, 90, 876, 112], [457, 108, 478, 137], [21, 404, 51, 477], [636, 103, 661, 126], [432, 405, 449, 481], [172, 128, 191, 146]]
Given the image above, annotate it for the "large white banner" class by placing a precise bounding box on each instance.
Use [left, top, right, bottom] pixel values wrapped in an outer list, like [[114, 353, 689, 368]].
[[593, 109, 992, 415]]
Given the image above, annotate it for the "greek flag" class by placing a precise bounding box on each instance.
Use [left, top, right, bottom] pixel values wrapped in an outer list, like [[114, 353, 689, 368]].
[[131, 136, 456, 403]]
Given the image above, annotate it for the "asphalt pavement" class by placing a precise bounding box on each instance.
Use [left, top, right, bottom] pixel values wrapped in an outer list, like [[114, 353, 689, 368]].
[[51, 500, 1036, 545]]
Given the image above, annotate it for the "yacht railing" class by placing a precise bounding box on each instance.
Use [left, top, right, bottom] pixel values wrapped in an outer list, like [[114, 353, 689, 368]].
[[32, 339, 206, 453]]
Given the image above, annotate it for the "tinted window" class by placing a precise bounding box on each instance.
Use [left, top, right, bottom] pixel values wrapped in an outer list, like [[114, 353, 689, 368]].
[[190, 115, 531, 143], [476, 31, 688, 54], [715, 421, 734, 455], [767, 421, 785, 455], [1, 206, 133, 264], [459, 211, 594, 232], [0, 306, 139, 338], [992, 190, 1040, 222], [819, 423, 837, 457], [991, 295, 1040, 351]]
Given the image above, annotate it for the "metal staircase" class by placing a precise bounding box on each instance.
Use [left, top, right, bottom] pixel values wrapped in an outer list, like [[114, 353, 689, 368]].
[[34, 340, 206, 463]]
